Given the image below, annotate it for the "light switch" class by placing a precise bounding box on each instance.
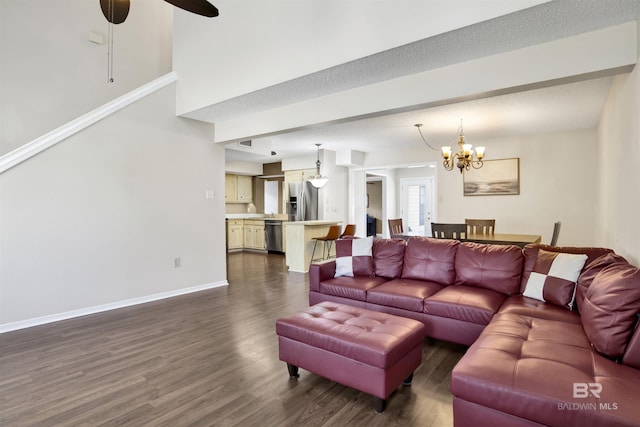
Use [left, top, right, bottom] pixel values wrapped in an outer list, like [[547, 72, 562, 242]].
[[205, 190, 214, 199]]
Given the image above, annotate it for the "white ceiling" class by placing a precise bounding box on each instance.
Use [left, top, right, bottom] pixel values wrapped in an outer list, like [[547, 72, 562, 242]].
[[214, 1, 640, 164], [226, 75, 615, 162], [225, 75, 617, 163]]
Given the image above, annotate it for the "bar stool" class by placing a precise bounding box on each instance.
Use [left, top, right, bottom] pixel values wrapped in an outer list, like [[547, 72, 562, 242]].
[[340, 224, 356, 238], [311, 225, 342, 263]]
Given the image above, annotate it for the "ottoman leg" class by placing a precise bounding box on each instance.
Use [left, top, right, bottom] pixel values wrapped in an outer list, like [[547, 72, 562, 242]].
[[287, 363, 299, 378], [403, 373, 414, 386], [373, 396, 386, 413]]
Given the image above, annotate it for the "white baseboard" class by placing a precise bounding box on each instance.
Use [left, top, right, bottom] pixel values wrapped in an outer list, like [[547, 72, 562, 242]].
[[0, 280, 229, 333]]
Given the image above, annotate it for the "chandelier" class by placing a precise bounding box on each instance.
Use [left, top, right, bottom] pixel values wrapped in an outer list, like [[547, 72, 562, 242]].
[[415, 119, 485, 173], [308, 144, 329, 188]]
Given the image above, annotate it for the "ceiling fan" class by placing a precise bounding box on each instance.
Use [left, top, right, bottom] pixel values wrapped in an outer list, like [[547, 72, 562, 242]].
[[99, 0, 218, 82], [100, 0, 219, 24]]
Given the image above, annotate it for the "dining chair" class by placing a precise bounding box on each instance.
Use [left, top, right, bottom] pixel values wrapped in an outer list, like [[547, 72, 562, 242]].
[[311, 225, 342, 263], [340, 224, 356, 238], [388, 218, 404, 237], [550, 221, 561, 246], [465, 219, 495, 235], [431, 223, 467, 240]]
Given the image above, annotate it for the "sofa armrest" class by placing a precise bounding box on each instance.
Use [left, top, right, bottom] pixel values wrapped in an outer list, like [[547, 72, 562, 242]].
[[309, 261, 336, 292]]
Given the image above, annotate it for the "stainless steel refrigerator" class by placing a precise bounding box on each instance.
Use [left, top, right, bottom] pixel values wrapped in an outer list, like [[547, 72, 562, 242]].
[[288, 181, 318, 221]]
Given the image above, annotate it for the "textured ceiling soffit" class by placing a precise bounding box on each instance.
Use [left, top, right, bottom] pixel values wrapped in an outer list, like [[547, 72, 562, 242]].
[[186, 0, 640, 124]]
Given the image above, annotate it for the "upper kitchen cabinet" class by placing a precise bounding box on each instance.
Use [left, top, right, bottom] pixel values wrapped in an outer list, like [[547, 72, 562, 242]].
[[237, 175, 253, 202], [284, 168, 317, 183], [225, 174, 253, 203]]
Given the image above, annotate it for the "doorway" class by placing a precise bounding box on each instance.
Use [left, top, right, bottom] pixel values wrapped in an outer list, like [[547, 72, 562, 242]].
[[401, 177, 436, 237]]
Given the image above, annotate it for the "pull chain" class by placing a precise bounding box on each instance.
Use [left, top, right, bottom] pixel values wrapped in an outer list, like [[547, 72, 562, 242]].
[[107, 0, 114, 83]]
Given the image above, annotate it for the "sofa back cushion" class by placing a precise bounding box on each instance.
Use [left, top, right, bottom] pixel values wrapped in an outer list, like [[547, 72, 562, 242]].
[[401, 237, 459, 285], [623, 321, 640, 369], [373, 238, 406, 278], [334, 237, 374, 277], [581, 262, 640, 359], [520, 244, 613, 293], [454, 242, 524, 295], [576, 252, 628, 313]]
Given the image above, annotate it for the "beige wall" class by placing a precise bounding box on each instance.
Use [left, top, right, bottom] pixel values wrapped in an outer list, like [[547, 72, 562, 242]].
[[437, 129, 599, 246], [596, 50, 640, 264], [0, 85, 226, 328], [366, 181, 383, 233]]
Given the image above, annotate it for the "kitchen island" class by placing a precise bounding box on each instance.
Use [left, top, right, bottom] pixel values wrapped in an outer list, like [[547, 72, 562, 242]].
[[284, 220, 342, 273]]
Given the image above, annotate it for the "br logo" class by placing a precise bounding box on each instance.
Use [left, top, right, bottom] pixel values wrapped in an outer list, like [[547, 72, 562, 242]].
[[573, 383, 602, 398]]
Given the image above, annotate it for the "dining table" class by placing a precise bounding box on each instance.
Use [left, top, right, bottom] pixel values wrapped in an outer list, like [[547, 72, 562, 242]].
[[464, 232, 542, 248], [394, 232, 542, 248]]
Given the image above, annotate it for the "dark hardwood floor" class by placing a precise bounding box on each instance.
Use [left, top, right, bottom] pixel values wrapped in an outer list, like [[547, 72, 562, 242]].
[[0, 252, 467, 426]]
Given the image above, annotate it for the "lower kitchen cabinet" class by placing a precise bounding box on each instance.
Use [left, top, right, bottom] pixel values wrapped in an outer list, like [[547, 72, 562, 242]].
[[227, 219, 267, 251], [227, 220, 244, 250], [243, 221, 265, 250]]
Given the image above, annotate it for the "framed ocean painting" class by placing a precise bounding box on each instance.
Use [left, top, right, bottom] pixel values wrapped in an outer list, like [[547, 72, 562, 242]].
[[463, 158, 520, 196]]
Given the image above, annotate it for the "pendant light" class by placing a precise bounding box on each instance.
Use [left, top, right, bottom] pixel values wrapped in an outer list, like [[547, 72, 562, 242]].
[[308, 144, 329, 188]]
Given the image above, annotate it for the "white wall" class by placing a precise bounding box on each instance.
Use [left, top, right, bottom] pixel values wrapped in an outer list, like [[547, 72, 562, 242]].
[[596, 43, 640, 264], [0, 84, 227, 328], [318, 150, 348, 224], [0, 0, 173, 155], [436, 129, 599, 246], [366, 181, 383, 226]]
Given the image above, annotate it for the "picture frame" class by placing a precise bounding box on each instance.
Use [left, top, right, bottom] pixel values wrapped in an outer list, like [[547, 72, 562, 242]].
[[463, 158, 520, 196]]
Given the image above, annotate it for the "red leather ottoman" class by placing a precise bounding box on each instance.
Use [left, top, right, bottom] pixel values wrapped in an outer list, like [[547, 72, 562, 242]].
[[276, 301, 426, 412]]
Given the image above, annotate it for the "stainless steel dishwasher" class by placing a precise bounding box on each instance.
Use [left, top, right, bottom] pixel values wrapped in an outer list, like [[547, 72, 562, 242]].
[[264, 220, 284, 253]]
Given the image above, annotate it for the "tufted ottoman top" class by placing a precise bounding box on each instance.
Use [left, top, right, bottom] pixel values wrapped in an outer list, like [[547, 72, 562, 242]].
[[276, 301, 425, 369]]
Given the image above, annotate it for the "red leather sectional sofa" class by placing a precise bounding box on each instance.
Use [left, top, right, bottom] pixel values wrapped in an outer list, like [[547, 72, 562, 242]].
[[308, 237, 640, 426]]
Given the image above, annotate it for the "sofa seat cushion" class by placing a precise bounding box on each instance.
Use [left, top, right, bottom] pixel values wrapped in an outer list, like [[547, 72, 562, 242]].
[[366, 278, 444, 313], [451, 312, 640, 427], [499, 295, 582, 324], [423, 285, 506, 325], [319, 276, 388, 301]]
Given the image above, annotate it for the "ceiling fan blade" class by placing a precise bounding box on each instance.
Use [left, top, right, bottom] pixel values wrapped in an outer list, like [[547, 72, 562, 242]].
[[164, 0, 219, 17], [100, 0, 130, 24]]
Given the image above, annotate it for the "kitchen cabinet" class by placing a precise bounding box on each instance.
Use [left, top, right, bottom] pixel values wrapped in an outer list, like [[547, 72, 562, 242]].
[[243, 220, 265, 250], [284, 168, 317, 183], [225, 174, 253, 203], [237, 175, 253, 202], [227, 220, 244, 249]]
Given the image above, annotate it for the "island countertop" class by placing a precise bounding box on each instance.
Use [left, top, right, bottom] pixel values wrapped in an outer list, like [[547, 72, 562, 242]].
[[284, 220, 340, 226], [284, 221, 342, 273]]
